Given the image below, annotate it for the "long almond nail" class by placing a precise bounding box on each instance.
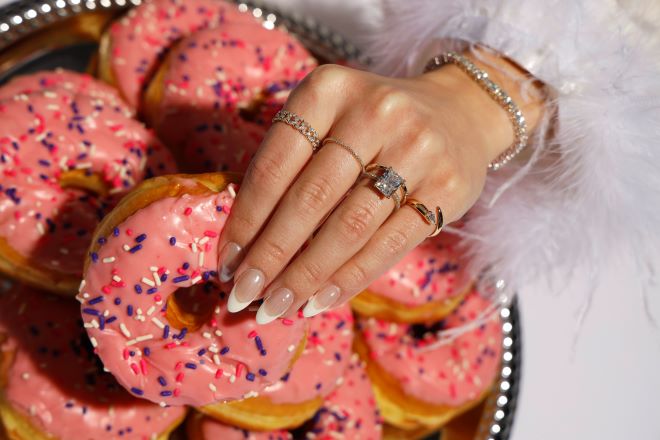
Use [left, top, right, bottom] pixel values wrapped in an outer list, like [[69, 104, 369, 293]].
[[302, 285, 340, 318], [219, 242, 243, 282], [256, 288, 294, 325], [227, 268, 265, 313]]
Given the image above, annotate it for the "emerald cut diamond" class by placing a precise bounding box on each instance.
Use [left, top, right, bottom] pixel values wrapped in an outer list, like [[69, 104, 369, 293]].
[[374, 167, 404, 197]]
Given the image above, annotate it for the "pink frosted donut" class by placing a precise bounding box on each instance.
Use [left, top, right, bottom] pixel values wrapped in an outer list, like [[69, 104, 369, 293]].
[[143, 23, 317, 172], [191, 356, 383, 440], [0, 69, 133, 115], [0, 86, 176, 295], [78, 175, 306, 406], [201, 304, 354, 429], [100, 0, 258, 108], [352, 232, 473, 323], [356, 289, 502, 428], [0, 286, 186, 439]]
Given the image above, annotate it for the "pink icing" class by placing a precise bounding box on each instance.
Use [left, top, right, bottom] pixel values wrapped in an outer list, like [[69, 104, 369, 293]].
[[0, 87, 176, 277], [196, 357, 383, 440], [0, 286, 185, 439], [149, 24, 316, 173], [0, 69, 133, 115], [308, 357, 383, 440], [367, 232, 472, 306], [360, 290, 502, 406], [199, 418, 291, 440], [108, 0, 258, 108], [78, 184, 306, 406], [261, 304, 353, 405]]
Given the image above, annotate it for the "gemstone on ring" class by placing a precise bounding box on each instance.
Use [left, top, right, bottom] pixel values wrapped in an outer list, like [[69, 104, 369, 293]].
[[374, 167, 405, 197], [415, 203, 437, 225]]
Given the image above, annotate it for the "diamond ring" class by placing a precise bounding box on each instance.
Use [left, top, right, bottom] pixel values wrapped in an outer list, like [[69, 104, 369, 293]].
[[272, 109, 321, 151], [363, 164, 408, 209], [406, 198, 444, 237]]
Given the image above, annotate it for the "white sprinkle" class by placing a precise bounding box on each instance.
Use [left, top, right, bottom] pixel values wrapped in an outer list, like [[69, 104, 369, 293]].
[[102, 257, 116, 264], [141, 277, 155, 287], [214, 306, 221, 314], [213, 354, 221, 365], [84, 323, 93, 329], [136, 334, 154, 343], [103, 310, 110, 317], [151, 317, 165, 329], [243, 391, 258, 399], [228, 184, 236, 198], [203, 332, 212, 339], [36, 223, 45, 235], [229, 375, 236, 383], [198, 252, 205, 267], [78, 279, 86, 292], [22, 372, 30, 380], [119, 323, 131, 338], [112, 275, 122, 282], [191, 242, 198, 253], [90, 337, 98, 348], [288, 344, 296, 352], [209, 383, 217, 392], [91, 319, 99, 329], [208, 345, 219, 353], [159, 402, 167, 408], [149, 266, 159, 272], [123, 244, 131, 251], [198, 236, 210, 245], [146, 306, 156, 316], [214, 330, 223, 337], [125, 338, 137, 346], [191, 276, 202, 285], [153, 272, 161, 286]]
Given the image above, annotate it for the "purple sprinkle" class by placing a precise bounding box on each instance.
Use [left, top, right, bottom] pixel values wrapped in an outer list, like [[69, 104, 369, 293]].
[[106, 316, 117, 324], [246, 372, 255, 381], [147, 287, 158, 294], [91, 252, 99, 263], [127, 305, 134, 316], [134, 285, 142, 294], [97, 237, 107, 245], [197, 349, 206, 356], [258, 369, 267, 376], [144, 347, 151, 356], [160, 390, 173, 397], [130, 387, 144, 396], [158, 376, 167, 386], [185, 362, 197, 369], [160, 273, 168, 282], [255, 336, 264, 351], [169, 237, 176, 246], [82, 308, 99, 316], [173, 275, 189, 283], [163, 325, 170, 339], [135, 233, 147, 242], [114, 298, 121, 305], [220, 346, 229, 355], [182, 262, 190, 270], [113, 227, 120, 237], [129, 244, 142, 253], [88, 296, 104, 305], [260, 349, 267, 356]]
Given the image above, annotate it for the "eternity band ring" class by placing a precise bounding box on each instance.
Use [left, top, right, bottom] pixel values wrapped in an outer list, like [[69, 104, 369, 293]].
[[272, 109, 321, 151], [363, 164, 408, 210], [322, 137, 366, 173], [406, 198, 444, 237]]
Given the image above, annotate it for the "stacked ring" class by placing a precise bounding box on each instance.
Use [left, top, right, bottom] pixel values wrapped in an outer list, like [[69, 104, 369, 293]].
[[406, 199, 444, 237], [363, 164, 408, 209], [272, 110, 321, 151]]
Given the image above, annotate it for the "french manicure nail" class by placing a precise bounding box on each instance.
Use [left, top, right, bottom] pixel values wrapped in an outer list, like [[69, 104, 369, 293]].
[[227, 268, 265, 313], [302, 285, 341, 318], [256, 288, 294, 325], [219, 242, 243, 282]]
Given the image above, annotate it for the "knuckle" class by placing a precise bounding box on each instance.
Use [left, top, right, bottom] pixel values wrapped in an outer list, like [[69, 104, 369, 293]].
[[296, 259, 325, 286], [381, 228, 409, 258], [294, 175, 334, 212], [306, 64, 347, 88], [344, 261, 370, 289], [248, 153, 285, 189], [260, 238, 288, 266], [337, 200, 377, 242], [226, 210, 259, 236], [373, 86, 413, 119]]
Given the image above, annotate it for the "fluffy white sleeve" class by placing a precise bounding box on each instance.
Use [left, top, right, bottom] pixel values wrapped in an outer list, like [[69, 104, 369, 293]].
[[361, 0, 660, 299]]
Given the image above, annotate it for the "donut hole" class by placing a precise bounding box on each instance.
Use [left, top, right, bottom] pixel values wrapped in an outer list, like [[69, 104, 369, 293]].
[[165, 283, 222, 332], [59, 169, 110, 197]]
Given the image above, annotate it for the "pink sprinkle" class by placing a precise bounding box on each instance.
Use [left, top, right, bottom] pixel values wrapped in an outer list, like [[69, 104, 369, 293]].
[[125, 228, 133, 236], [281, 318, 293, 326], [173, 388, 181, 397], [222, 205, 230, 214], [175, 372, 184, 383], [184, 207, 193, 216], [154, 294, 162, 302], [210, 318, 218, 327], [215, 369, 223, 379], [13, 211, 21, 220], [203, 230, 218, 237], [111, 268, 119, 275], [157, 267, 167, 275], [140, 359, 148, 375], [122, 348, 129, 360], [236, 363, 244, 378], [164, 343, 176, 350], [247, 330, 257, 339], [130, 363, 140, 375], [177, 268, 187, 274], [101, 286, 111, 294], [175, 361, 183, 371]]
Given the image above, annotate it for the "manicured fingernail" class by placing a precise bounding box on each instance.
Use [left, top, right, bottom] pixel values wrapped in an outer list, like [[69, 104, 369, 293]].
[[303, 285, 340, 318], [227, 268, 265, 313], [256, 288, 294, 325], [219, 242, 243, 282]]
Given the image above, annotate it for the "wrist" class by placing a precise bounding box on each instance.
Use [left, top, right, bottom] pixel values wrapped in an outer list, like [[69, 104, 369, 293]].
[[420, 48, 545, 165]]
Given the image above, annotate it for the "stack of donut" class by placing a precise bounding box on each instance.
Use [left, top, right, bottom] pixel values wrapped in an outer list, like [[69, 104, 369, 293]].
[[0, 1, 503, 439]]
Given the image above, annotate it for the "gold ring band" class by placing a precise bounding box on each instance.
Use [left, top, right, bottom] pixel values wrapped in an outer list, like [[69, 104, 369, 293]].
[[362, 164, 408, 210], [406, 198, 443, 237], [272, 109, 321, 151], [322, 137, 366, 173]]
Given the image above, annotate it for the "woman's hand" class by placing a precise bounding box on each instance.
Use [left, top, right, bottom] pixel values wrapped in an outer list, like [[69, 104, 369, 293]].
[[217, 50, 542, 323]]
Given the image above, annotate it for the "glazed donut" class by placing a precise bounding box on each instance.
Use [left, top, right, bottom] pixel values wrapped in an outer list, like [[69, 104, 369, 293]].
[[0, 69, 133, 116], [354, 289, 502, 430], [0, 285, 186, 440], [143, 23, 316, 173], [78, 173, 307, 406], [200, 304, 354, 430], [99, 0, 258, 109], [188, 355, 383, 440], [351, 233, 473, 323], [0, 85, 176, 295]]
